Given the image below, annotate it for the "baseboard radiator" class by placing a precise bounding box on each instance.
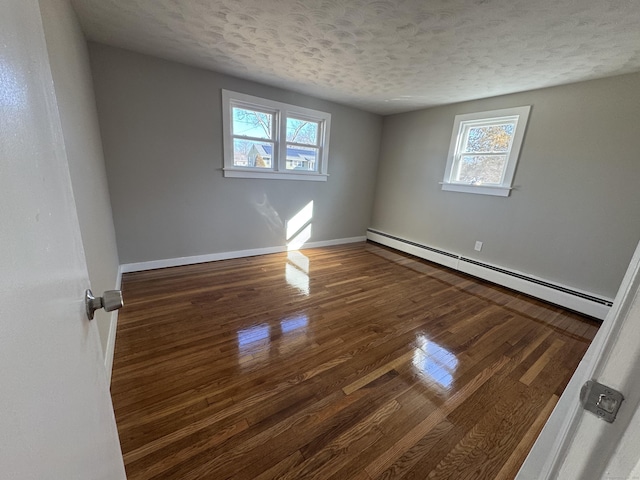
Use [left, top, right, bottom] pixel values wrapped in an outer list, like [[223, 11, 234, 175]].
[[366, 228, 612, 320]]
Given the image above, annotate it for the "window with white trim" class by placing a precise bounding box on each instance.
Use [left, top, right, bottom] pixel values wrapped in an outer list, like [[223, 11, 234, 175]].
[[222, 90, 331, 181], [442, 106, 530, 197]]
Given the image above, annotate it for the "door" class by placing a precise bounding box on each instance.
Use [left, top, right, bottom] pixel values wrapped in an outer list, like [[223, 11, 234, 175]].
[[0, 1, 126, 478]]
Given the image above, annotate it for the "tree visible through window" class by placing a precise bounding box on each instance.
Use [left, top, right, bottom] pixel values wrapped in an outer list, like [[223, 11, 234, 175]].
[[442, 106, 530, 197], [285, 117, 321, 171], [222, 90, 331, 181], [456, 123, 514, 185], [231, 106, 273, 168]]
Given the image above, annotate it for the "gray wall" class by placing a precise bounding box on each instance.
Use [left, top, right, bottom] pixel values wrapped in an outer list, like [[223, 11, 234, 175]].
[[88, 43, 383, 265], [371, 73, 640, 299], [40, 0, 120, 354]]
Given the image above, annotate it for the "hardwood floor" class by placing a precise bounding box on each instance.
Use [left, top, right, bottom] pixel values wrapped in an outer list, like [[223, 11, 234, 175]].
[[111, 242, 599, 479]]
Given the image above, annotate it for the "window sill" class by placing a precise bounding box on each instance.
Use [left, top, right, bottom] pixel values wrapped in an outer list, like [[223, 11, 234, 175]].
[[440, 182, 512, 197], [223, 168, 329, 182]]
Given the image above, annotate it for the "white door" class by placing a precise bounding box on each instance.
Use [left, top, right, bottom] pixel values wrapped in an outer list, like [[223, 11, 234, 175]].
[[0, 1, 126, 479]]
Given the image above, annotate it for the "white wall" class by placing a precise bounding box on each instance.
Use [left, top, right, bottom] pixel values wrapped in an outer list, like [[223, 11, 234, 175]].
[[88, 44, 383, 265], [371, 73, 640, 300], [40, 0, 120, 362]]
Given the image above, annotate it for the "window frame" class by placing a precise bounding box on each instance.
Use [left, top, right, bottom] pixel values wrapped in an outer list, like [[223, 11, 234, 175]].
[[441, 105, 531, 197], [222, 90, 331, 181]]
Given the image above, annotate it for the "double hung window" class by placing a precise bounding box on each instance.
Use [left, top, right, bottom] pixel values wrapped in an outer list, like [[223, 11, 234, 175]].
[[442, 106, 530, 196], [222, 90, 331, 181]]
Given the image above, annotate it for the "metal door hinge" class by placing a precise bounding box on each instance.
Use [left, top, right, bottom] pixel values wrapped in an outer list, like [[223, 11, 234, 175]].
[[580, 380, 624, 423]]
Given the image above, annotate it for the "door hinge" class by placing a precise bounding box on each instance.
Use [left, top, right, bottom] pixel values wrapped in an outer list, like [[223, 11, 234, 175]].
[[580, 380, 624, 423]]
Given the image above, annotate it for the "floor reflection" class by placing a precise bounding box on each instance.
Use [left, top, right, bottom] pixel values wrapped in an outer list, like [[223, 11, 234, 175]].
[[412, 335, 458, 389], [286, 251, 310, 296], [279, 314, 309, 354], [238, 324, 270, 348], [287, 250, 309, 273], [281, 315, 308, 334], [237, 324, 271, 368], [237, 315, 312, 367]]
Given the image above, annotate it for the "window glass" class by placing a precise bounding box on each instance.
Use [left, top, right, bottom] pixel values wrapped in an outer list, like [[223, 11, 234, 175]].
[[464, 124, 514, 153], [232, 107, 273, 140], [233, 139, 274, 168], [442, 106, 530, 197], [457, 155, 507, 184], [285, 146, 318, 171], [286, 118, 319, 145]]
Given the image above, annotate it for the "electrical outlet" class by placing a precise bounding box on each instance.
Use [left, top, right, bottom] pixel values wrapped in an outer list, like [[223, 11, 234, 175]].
[[474, 241, 483, 252]]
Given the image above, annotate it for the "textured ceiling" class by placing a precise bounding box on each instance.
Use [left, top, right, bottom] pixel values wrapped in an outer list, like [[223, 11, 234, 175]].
[[70, 0, 640, 114]]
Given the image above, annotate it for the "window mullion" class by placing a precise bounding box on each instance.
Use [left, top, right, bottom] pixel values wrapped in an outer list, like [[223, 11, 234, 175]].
[[233, 134, 275, 143], [287, 140, 321, 149], [461, 151, 510, 156], [316, 120, 325, 172], [277, 111, 287, 172]]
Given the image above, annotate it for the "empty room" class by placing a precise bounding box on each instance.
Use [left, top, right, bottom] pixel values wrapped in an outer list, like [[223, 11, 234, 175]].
[[3, 0, 640, 479]]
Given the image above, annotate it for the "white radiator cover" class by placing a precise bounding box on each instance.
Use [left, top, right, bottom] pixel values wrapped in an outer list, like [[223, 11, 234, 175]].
[[367, 229, 612, 320]]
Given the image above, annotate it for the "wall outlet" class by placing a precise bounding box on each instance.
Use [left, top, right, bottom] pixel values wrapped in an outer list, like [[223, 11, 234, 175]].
[[474, 241, 483, 251]]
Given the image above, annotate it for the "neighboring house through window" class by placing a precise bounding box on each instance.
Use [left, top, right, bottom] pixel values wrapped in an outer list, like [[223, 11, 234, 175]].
[[441, 105, 531, 196], [222, 90, 331, 181]]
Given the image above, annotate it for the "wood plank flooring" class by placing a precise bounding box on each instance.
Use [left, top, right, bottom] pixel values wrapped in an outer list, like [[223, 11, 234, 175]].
[[111, 242, 599, 479]]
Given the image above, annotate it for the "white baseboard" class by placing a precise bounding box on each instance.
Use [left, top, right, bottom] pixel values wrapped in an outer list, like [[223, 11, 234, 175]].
[[367, 229, 611, 320], [119, 236, 366, 273], [104, 265, 122, 385], [369, 232, 460, 271]]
